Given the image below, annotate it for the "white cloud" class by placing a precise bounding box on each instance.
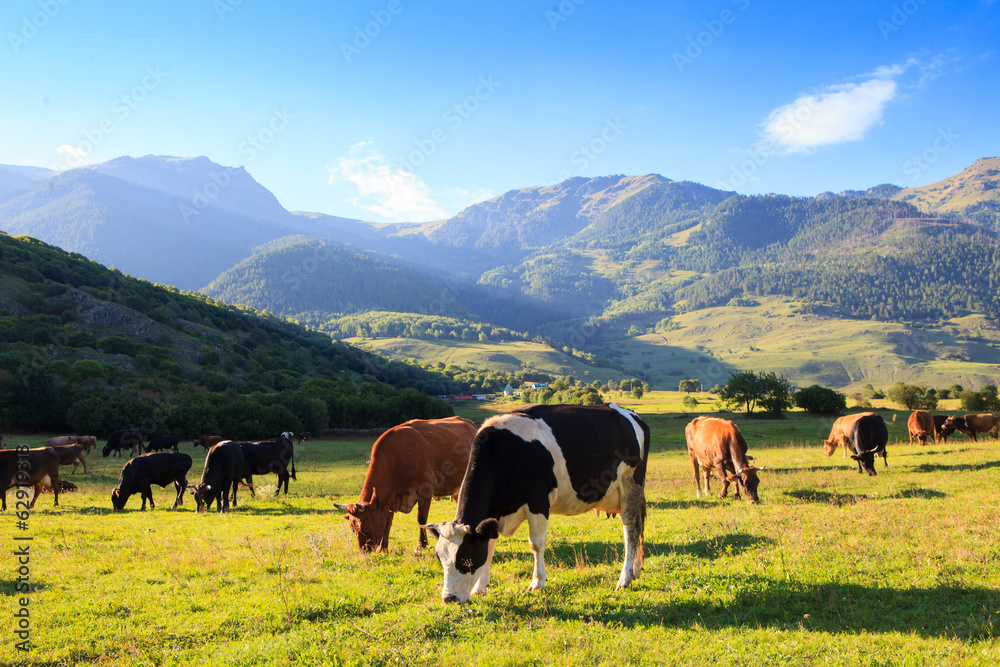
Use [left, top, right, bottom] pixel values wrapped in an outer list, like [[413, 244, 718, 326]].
[[56, 143, 88, 167], [328, 142, 449, 222], [760, 69, 901, 154]]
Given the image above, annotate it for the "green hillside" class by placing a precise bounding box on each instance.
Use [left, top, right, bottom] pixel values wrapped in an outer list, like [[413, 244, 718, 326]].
[[0, 233, 454, 437], [201, 235, 468, 318], [894, 156, 1000, 226]]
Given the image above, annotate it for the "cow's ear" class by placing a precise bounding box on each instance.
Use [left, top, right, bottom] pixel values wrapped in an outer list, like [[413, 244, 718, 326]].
[[112, 489, 119, 498], [725, 473, 739, 482], [850, 454, 861, 461], [475, 518, 499, 539], [422, 523, 441, 540]]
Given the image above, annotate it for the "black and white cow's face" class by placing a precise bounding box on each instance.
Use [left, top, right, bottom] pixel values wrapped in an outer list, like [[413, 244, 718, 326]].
[[427, 520, 497, 604]]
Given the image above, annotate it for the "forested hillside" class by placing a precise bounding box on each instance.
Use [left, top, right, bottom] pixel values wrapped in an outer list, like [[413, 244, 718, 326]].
[[0, 233, 455, 437], [201, 235, 468, 319]]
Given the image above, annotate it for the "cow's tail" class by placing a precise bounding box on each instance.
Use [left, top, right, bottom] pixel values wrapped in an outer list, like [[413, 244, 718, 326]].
[[632, 419, 651, 487]]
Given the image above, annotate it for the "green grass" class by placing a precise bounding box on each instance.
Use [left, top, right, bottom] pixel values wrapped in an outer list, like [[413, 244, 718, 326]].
[[3, 412, 1000, 666]]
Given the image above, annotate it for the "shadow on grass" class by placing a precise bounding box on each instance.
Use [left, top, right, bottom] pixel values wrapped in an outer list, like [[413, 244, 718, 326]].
[[499, 580, 1000, 640], [648, 498, 708, 510], [785, 489, 873, 506], [912, 460, 1000, 473], [888, 488, 946, 500], [0, 580, 47, 596]]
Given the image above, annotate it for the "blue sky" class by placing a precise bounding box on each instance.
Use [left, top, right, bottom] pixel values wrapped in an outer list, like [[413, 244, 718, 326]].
[[1, 0, 997, 222]]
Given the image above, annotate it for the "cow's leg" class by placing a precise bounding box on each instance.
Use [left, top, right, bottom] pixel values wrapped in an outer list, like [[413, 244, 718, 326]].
[[717, 468, 730, 499], [690, 455, 702, 498], [471, 538, 497, 596], [173, 480, 185, 508], [618, 470, 645, 589], [842, 440, 850, 458], [525, 511, 549, 591], [416, 496, 432, 549], [29, 484, 42, 509], [882, 451, 888, 468], [245, 475, 255, 498]]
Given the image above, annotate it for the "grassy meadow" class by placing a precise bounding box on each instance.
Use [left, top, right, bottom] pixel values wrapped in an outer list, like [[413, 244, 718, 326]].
[[3, 404, 1000, 666]]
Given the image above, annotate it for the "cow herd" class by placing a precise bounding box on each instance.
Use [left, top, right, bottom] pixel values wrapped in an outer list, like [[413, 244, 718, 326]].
[[1, 404, 997, 604]]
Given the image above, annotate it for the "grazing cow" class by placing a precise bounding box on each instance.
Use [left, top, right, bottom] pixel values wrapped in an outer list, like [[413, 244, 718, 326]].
[[849, 414, 889, 476], [335, 416, 476, 552], [235, 434, 297, 498], [190, 441, 245, 513], [296, 432, 310, 444], [145, 435, 181, 453], [102, 429, 145, 458], [112, 452, 193, 511], [46, 435, 79, 447], [685, 416, 762, 503], [193, 435, 224, 451], [425, 403, 649, 604], [0, 446, 61, 510], [907, 410, 935, 446], [822, 413, 875, 457], [941, 414, 999, 442], [50, 442, 93, 474], [39, 479, 78, 493], [932, 415, 949, 443]]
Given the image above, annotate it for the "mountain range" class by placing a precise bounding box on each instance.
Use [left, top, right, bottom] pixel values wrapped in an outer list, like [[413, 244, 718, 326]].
[[2, 154, 999, 391]]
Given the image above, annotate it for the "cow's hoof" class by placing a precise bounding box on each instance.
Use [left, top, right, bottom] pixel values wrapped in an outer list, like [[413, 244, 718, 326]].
[[528, 580, 545, 592]]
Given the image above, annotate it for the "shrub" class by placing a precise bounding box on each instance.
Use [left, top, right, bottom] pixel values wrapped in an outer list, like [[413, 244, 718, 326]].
[[794, 385, 847, 414]]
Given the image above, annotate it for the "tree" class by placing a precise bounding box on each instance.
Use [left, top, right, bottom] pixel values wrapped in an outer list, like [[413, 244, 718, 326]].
[[795, 385, 847, 414], [682, 395, 699, 410], [720, 370, 793, 417], [887, 382, 937, 410], [678, 378, 702, 393]]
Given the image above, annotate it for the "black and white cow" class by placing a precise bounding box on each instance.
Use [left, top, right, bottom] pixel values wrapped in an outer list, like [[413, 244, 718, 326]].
[[849, 413, 889, 476], [424, 403, 649, 604]]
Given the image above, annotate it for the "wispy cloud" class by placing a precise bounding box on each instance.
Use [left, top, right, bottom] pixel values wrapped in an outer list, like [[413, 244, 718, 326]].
[[56, 143, 88, 167], [760, 71, 900, 154], [328, 142, 448, 222]]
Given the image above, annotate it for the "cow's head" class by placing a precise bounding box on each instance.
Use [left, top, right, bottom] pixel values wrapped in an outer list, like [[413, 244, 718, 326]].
[[821, 439, 838, 457], [425, 518, 499, 604], [102, 444, 112, 458], [334, 490, 391, 552], [725, 466, 762, 503], [940, 417, 968, 440], [188, 483, 210, 512], [850, 449, 879, 476], [111, 487, 129, 511]]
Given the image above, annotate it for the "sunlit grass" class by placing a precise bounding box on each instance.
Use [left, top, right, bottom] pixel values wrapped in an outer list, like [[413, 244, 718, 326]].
[[3, 417, 999, 665]]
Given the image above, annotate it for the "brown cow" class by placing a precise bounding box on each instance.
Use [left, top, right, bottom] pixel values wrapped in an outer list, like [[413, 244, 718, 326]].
[[335, 416, 476, 551], [822, 413, 875, 457], [941, 414, 999, 442], [0, 446, 61, 510], [907, 410, 935, 446], [46, 435, 79, 447], [193, 435, 224, 451], [685, 416, 761, 503], [50, 442, 93, 474]]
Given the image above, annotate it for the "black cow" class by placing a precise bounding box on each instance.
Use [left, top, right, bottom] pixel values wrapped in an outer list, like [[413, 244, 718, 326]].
[[0, 446, 61, 510], [932, 414, 949, 443], [296, 432, 310, 444], [145, 435, 181, 453], [425, 403, 649, 604], [236, 434, 296, 498], [849, 413, 889, 476], [190, 441, 245, 513], [111, 452, 193, 511], [102, 429, 145, 458]]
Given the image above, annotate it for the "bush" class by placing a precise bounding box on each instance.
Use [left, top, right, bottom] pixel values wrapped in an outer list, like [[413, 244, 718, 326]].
[[794, 385, 847, 414]]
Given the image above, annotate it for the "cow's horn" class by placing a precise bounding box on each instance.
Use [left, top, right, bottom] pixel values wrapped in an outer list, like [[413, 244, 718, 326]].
[[333, 502, 350, 511]]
